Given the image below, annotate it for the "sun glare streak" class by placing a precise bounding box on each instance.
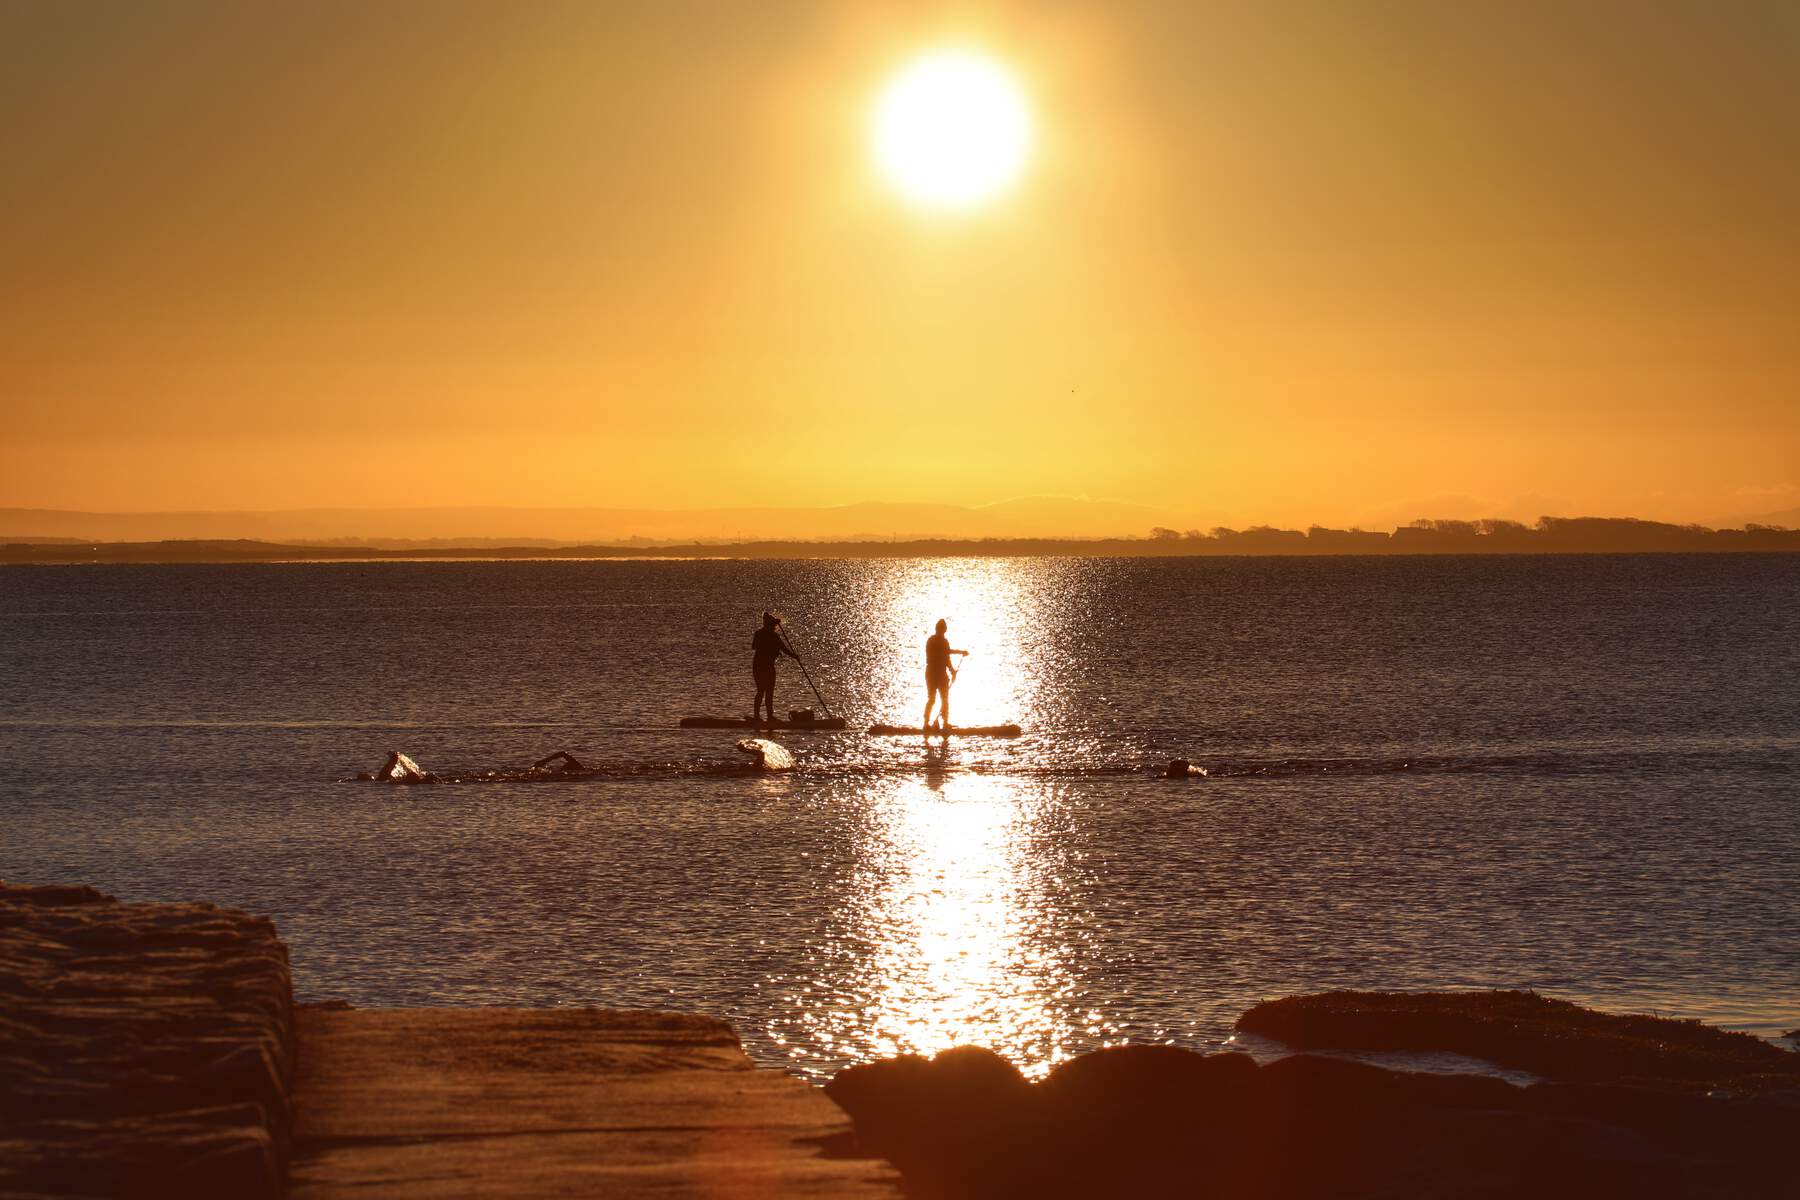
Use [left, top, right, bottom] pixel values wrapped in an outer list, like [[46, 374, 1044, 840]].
[[781, 774, 1084, 1078], [872, 49, 1033, 212], [860, 775, 1069, 1068]]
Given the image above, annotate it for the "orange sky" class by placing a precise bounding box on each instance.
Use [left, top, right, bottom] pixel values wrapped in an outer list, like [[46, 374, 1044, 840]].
[[3, 1, 1796, 530]]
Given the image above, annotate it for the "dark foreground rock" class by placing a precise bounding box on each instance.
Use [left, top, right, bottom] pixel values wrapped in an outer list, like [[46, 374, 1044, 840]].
[[827, 998, 1800, 1199], [1238, 989, 1800, 1093], [0, 881, 294, 1198]]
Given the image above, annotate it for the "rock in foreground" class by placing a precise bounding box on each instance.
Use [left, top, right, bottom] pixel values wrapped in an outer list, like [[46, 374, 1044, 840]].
[[1237, 988, 1800, 1092], [0, 880, 295, 1198], [827, 994, 1800, 1199]]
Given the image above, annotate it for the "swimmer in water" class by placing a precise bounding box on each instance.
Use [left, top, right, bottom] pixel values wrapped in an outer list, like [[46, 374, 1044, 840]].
[[922, 618, 969, 733], [531, 751, 589, 774], [357, 750, 437, 784]]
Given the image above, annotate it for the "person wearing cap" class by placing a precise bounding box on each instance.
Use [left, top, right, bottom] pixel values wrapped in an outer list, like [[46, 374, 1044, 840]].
[[752, 610, 800, 725], [923, 618, 969, 733]]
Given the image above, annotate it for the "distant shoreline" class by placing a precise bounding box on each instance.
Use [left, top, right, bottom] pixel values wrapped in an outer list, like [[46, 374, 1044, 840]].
[[4, 520, 1798, 564]]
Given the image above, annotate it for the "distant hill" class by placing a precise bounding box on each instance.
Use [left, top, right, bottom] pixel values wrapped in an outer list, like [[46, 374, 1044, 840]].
[[1721, 505, 1800, 529], [974, 497, 1183, 538], [0, 499, 1189, 545]]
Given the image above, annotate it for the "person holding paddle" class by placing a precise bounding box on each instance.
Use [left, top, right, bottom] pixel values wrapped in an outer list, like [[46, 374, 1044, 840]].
[[752, 610, 801, 726], [923, 618, 969, 733]]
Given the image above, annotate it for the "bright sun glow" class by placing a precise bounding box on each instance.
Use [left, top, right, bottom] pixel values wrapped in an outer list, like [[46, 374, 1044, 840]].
[[872, 50, 1033, 213]]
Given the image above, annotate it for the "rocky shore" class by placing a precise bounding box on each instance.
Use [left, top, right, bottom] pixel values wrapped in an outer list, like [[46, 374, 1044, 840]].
[[5, 881, 1796, 1198], [828, 992, 1800, 1198], [1236, 988, 1800, 1092], [0, 881, 295, 1197], [0, 881, 896, 1199]]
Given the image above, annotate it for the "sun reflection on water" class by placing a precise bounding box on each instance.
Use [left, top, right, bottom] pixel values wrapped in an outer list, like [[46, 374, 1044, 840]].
[[764, 559, 1127, 1078], [772, 772, 1102, 1078], [861, 773, 1068, 1064]]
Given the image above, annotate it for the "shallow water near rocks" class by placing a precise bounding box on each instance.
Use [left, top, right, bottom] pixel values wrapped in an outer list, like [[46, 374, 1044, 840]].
[[2, 555, 1796, 1080]]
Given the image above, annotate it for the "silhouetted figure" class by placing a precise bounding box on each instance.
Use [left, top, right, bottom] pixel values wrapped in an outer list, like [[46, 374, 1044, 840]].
[[752, 610, 800, 725], [922, 618, 969, 733], [531, 751, 589, 773]]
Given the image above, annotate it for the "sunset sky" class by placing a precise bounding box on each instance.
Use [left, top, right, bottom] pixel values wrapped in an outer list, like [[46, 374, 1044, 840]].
[[3, 1, 1797, 531]]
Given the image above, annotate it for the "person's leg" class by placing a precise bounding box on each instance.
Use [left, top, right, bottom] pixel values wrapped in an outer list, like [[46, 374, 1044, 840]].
[[941, 683, 950, 730]]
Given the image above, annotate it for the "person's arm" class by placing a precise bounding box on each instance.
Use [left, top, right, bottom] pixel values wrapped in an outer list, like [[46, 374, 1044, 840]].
[[779, 634, 802, 660]]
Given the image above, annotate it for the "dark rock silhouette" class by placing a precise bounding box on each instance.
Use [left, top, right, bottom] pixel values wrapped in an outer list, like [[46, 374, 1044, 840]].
[[1238, 989, 1800, 1090], [826, 993, 1800, 1199], [827, 1047, 1038, 1197]]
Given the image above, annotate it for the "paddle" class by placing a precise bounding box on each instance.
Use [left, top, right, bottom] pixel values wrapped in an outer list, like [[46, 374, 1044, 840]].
[[778, 626, 835, 720]]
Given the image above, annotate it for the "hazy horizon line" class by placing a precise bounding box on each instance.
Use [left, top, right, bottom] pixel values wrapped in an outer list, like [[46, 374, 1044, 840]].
[[4, 497, 1797, 546], [7, 515, 1799, 567]]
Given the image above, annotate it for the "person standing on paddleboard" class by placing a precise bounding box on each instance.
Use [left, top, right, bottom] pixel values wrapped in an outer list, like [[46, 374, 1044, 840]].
[[923, 618, 969, 733], [752, 610, 800, 726]]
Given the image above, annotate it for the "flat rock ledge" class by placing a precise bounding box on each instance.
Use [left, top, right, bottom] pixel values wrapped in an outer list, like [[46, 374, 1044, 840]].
[[0, 880, 295, 1198], [287, 1007, 900, 1198]]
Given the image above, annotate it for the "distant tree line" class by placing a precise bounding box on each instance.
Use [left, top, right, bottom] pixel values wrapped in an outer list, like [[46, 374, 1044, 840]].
[[5, 516, 1797, 563], [1144, 516, 1798, 555]]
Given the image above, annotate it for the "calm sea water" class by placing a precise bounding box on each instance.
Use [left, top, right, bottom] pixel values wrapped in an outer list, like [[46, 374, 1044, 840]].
[[2, 555, 1796, 1079]]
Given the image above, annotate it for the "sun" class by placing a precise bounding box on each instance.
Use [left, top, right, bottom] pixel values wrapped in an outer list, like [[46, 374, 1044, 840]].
[[871, 50, 1033, 213]]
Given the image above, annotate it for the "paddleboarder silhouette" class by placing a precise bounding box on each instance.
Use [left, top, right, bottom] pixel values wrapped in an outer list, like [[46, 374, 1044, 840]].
[[752, 610, 800, 726], [923, 618, 969, 734]]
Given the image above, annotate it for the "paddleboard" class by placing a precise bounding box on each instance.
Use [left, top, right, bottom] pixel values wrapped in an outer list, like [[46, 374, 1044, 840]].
[[681, 716, 848, 730], [867, 723, 1023, 738], [735, 738, 795, 770]]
